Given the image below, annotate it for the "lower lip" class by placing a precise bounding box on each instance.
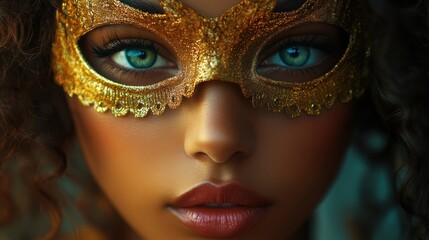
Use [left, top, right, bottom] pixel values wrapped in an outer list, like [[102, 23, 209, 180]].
[[169, 206, 267, 238]]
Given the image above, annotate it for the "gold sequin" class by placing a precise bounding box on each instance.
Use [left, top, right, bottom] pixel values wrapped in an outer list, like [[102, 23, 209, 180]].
[[52, 0, 369, 117]]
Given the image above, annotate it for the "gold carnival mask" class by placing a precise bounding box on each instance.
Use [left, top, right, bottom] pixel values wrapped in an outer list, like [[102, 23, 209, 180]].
[[52, 0, 369, 117]]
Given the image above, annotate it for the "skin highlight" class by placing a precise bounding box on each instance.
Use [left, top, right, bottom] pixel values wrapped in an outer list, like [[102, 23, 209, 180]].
[[68, 0, 354, 239], [180, 0, 242, 17]]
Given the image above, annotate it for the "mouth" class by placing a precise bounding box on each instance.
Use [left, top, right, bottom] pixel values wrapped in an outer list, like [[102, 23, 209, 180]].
[[167, 182, 271, 238]]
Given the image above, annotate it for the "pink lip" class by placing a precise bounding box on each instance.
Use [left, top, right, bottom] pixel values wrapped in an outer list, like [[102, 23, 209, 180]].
[[168, 182, 271, 238]]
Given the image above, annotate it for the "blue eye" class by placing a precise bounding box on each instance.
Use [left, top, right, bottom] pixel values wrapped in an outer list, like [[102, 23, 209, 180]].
[[112, 46, 169, 70], [125, 48, 157, 69], [279, 46, 310, 67], [263, 44, 327, 69]]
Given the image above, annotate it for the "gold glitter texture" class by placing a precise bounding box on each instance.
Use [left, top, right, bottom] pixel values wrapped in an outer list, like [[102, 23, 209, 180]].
[[52, 0, 369, 117]]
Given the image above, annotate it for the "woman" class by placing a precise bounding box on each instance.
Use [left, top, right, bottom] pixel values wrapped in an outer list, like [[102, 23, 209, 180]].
[[0, 0, 428, 239]]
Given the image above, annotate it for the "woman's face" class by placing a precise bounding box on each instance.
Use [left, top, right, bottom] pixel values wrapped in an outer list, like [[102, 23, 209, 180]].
[[68, 0, 353, 239]]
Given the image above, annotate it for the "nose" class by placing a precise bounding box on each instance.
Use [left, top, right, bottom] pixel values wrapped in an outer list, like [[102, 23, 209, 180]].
[[184, 82, 255, 164]]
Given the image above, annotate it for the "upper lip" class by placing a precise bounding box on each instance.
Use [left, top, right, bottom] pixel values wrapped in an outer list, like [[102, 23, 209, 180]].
[[169, 182, 271, 208]]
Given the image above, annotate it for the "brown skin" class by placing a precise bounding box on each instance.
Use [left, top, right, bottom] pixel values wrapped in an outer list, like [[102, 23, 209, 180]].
[[180, 0, 242, 17], [69, 1, 353, 239]]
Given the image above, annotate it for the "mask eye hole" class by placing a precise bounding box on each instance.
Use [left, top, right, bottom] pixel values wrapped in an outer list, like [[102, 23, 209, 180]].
[[256, 24, 349, 83], [78, 25, 179, 87]]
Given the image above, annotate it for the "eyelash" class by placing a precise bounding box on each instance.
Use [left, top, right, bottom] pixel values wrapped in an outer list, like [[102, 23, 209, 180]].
[[267, 35, 334, 55], [91, 38, 163, 59], [86, 32, 178, 83]]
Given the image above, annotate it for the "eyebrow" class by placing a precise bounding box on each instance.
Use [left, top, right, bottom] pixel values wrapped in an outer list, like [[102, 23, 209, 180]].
[[120, 0, 165, 14], [274, 0, 307, 12]]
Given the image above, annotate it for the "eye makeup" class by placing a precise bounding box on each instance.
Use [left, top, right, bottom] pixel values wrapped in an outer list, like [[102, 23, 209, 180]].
[[257, 24, 349, 83], [79, 26, 178, 86]]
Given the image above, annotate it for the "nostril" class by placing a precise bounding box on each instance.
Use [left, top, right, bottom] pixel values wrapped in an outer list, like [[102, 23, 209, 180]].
[[191, 149, 248, 164]]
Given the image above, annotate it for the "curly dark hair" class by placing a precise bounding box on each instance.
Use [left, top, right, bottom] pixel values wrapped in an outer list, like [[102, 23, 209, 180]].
[[367, 0, 429, 238], [0, 0, 428, 239], [0, 0, 69, 238]]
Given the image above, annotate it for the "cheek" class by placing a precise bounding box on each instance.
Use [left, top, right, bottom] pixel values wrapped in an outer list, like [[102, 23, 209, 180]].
[[68, 97, 191, 236], [258, 106, 350, 189], [247, 103, 351, 236]]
